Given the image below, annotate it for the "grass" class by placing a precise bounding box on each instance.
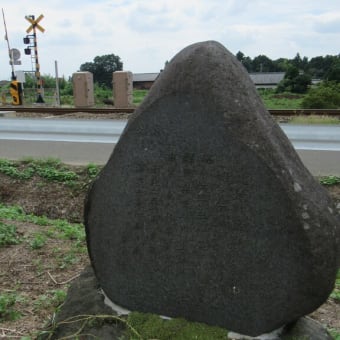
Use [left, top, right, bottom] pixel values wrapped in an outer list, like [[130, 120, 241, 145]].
[[259, 90, 305, 109], [0, 203, 86, 249], [0, 221, 22, 246], [0, 157, 78, 183], [133, 89, 148, 105], [0, 292, 23, 322], [131, 89, 340, 125], [0, 202, 87, 338], [289, 115, 340, 125]]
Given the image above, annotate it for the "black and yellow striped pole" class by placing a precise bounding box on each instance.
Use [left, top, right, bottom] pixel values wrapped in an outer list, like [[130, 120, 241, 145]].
[[25, 14, 45, 103]]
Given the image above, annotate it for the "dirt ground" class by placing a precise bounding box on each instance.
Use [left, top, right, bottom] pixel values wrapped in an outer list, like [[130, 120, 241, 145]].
[[0, 112, 339, 338]]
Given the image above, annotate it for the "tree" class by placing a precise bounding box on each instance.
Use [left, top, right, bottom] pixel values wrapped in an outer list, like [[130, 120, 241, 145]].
[[252, 55, 278, 72], [325, 58, 340, 82], [276, 65, 311, 94], [301, 81, 340, 109], [80, 54, 123, 88]]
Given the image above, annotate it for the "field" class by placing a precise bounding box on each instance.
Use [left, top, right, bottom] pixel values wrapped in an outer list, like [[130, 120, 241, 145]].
[[0, 158, 339, 339]]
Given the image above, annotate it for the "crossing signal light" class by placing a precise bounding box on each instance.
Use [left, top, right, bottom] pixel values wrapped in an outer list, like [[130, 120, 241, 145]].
[[10, 80, 23, 105]]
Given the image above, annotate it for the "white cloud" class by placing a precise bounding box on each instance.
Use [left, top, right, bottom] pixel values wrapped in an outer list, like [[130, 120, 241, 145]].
[[0, 0, 339, 81]]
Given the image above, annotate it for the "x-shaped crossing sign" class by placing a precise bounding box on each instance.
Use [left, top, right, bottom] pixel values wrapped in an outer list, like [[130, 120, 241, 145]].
[[25, 14, 45, 33]]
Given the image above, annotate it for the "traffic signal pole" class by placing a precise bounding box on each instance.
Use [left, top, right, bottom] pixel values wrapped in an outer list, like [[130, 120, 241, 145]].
[[24, 14, 45, 103]]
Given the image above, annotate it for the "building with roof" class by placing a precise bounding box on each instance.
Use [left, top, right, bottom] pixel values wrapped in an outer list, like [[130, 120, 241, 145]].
[[132, 72, 285, 90], [249, 72, 285, 89], [133, 73, 159, 90]]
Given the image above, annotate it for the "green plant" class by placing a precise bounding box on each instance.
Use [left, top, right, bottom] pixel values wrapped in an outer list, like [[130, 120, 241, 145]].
[[53, 219, 85, 241], [0, 221, 22, 246], [319, 176, 340, 186], [34, 290, 66, 311], [133, 89, 148, 105], [86, 163, 100, 178], [0, 292, 22, 321], [0, 158, 35, 179], [57, 251, 79, 269], [301, 81, 340, 109], [0, 158, 78, 183], [330, 270, 340, 302], [329, 328, 340, 339], [30, 233, 47, 249]]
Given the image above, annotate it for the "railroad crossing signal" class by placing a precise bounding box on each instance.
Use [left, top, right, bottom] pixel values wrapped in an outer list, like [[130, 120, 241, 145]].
[[23, 14, 45, 103], [25, 14, 45, 33]]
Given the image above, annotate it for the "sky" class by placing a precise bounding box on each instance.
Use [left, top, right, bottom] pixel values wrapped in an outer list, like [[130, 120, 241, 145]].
[[0, 0, 339, 81]]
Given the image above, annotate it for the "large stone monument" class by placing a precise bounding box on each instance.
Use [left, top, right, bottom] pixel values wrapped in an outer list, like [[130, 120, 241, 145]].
[[85, 41, 340, 337]]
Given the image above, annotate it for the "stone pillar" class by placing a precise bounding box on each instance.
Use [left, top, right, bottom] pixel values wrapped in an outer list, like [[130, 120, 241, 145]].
[[72, 72, 94, 107], [112, 71, 133, 107]]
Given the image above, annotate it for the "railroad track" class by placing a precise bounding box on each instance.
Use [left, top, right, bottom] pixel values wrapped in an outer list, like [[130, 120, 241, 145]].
[[0, 106, 340, 116]]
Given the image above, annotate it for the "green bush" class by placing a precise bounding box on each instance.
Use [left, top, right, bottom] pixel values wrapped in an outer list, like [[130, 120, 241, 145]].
[[301, 81, 340, 109]]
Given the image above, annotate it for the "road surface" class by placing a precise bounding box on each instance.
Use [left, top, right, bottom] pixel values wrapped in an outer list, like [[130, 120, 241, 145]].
[[1, 118, 340, 175]]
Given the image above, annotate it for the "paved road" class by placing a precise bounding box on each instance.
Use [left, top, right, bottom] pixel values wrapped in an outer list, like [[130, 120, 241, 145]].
[[1, 118, 340, 175]]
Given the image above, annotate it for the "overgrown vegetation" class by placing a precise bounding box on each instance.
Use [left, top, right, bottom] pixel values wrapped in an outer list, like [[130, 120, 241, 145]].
[[259, 89, 304, 109], [301, 81, 340, 109]]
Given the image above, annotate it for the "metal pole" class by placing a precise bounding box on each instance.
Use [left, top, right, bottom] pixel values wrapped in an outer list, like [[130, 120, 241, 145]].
[[31, 16, 44, 103], [54, 60, 60, 106], [2, 8, 15, 80]]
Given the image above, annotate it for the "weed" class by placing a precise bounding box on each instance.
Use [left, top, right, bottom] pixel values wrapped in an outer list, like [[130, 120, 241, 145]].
[[0, 158, 35, 179], [32, 259, 45, 276], [330, 270, 340, 302], [0, 158, 78, 183], [30, 233, 47, 249], [0, 204, 85, 243], [87, 163, 100, 178], [34, 290, 66, 312], [57, 251, 79, 269], [0, 292, 22, 321], [320, 176, 340, 186], [0, 221, 22, 246]]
